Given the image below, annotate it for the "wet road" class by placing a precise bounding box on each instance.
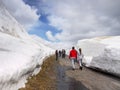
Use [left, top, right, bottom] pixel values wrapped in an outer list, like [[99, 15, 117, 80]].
[[19, 55, 120, 90], [57, 56, 120, 90], [56, 62, 89, 90]]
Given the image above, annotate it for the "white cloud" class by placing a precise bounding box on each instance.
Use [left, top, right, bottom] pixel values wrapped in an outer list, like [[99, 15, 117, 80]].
[[2, 0, 120, 49], [46, 31, 56, 41], [41, 0, 120, 43], [47, 15, 67, 31], [2, 0, 40, 30]]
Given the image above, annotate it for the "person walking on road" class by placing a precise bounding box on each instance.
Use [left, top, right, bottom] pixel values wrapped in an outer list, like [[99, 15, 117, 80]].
[[59, 50, 62, 57], [78, 48, 84, 70], [55, 50, 58, 61], [69, 46, 78, 70]]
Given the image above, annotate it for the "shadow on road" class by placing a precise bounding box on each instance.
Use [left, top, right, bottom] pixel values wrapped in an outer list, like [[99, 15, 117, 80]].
[[69, 78, 89, 90], [56, 60, 89, 90], [88, 67, 120, 81]]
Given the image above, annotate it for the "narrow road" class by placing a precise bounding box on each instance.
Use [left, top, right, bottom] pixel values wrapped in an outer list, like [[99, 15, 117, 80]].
[[20, 55, 120, 90], [58, 56, 120, 90]]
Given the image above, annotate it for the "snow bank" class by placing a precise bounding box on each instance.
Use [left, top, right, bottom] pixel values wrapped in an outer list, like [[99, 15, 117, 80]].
[[77, 36, 120, 77], [0, 32, 53, 90], [77, 38, 106, 66], [0, 1, 54, 90]]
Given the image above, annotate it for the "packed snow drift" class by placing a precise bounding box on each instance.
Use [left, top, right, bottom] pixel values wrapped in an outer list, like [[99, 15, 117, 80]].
[[77, 36, 120, 77], [0, 1, 53, 90]]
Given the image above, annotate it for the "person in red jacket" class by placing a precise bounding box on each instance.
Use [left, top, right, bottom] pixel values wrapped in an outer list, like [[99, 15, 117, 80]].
[[69, 46, 78, 70]]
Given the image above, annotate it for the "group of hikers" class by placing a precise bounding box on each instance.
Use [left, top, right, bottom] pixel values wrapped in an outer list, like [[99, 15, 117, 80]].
[[55, 46, 84, 70], [55, 49, 66, 60]]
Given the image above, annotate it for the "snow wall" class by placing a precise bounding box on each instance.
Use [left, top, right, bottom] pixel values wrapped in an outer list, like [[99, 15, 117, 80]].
[[77, 36, 120, 77], [0, 1, 54, 90]]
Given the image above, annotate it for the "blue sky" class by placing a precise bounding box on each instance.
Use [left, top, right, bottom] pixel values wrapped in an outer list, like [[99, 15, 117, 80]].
[[3, 0, 120, 47], [28, 21, 62, 41], [23, 0, 61, 41]]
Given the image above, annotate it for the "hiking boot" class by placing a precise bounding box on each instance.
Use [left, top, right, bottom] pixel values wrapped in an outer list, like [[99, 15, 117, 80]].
[[72, 68, 75, 70], [79, 67, 82, 70]]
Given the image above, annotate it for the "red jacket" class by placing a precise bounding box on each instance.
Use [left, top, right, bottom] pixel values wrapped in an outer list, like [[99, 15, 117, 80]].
[[69, 49, 77, 59]]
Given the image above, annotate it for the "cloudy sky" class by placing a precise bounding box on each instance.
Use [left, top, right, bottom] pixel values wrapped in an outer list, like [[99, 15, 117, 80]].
[[2, 0, 120, 48]]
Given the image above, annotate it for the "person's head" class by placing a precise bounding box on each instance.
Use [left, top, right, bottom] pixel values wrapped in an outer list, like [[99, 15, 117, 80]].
[[72, 46, 75, 50], [79, 48, 82, 53]]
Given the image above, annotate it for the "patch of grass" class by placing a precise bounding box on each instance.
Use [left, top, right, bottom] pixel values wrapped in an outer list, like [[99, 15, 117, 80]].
[[19, 55, 57, 90]]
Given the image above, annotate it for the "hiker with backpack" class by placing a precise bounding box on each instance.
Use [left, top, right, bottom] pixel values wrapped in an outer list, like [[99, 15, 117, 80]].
[[69, 46, 78, 70]]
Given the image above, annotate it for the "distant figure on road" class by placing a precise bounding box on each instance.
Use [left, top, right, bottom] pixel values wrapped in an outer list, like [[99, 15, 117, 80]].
[[59, 50, 62, 57], [78, 48, 84, 70], [69, 46, 78, 70], [62, 49, 66, 58], [63, 49, 66, 58], [55, 50, 58, 61]]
